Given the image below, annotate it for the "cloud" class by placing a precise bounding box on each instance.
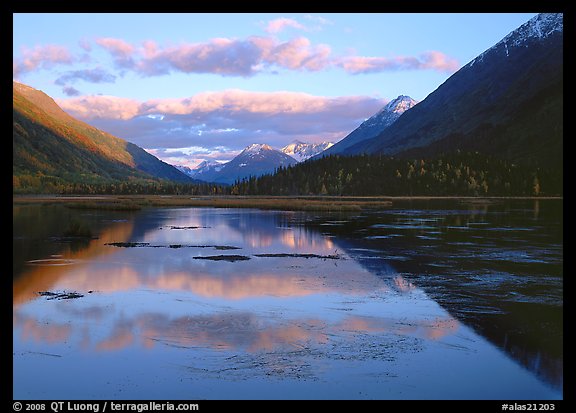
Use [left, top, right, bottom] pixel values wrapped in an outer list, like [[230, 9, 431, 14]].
[[55, 67, 117, 85], [62, 85, 81, 96], [338, 51, 460, 74], [137, 37, 266, 77], [303, 15, 334, 30], [58, 95, 141, 120], [266, 37, 331, 71], [57, 90, 386, 165], [96, 37, 136, 68], [14, 33, 460, 80], [147, 146, 236, 168], [135, 35, 332, 76], [86, 36, 459, 78], [265, 17, 307, 34], [13, 44, 75, 77], [59, 90, 383, 121], [79, 39, 92, 52]]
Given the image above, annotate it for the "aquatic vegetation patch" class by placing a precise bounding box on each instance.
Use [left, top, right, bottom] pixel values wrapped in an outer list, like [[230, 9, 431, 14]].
[[193, 255, 252, 262], [105, 242, 240, 250], [254, 253, 342, 260], [38, 291, 84, 300]]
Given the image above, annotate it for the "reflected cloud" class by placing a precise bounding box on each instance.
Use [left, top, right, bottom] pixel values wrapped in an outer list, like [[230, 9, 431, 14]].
[[14, 312, 71, 344], [339, 315, 460, 341], [96, 321, 135, 351], [14, 307, 460, 354], [137, 312, 329, 352], [32, 263, 382, 299]]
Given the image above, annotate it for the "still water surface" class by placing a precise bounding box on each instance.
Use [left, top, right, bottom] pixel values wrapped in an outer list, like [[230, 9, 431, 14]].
[[13, 200, 562, 399]]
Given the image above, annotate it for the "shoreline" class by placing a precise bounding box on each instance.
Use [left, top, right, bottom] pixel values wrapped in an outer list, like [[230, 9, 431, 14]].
[[12, 194, 563, 212]]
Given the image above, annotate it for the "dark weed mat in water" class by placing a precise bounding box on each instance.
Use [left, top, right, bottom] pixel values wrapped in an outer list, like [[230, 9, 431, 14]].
[[38, 291, 85, 300], [164, 226, 211, 230], [192, 255, 252, 262], [105, 242, 240, 250], [254, 253, 342, 260], [105, 242, 151, 248]]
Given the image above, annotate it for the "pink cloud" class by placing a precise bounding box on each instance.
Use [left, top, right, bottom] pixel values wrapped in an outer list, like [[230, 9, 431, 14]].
[[265, 17, 307, 34], [78, 38, 92, 52], [137, 37, 264, 76], [58, 90, 385, 158], [266, 37, 331, 71], [13, 44, 74, 77], [419, 50, 460, 72], [57, 95, 141, 120], [338, 51, 460, 74], [96, 37, 136, 68], [59, 90, 383, 120]]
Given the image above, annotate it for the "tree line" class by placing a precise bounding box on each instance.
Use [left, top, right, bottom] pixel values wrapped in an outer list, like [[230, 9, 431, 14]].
[[14, 151, 562, 197], [13, 173, 228, 195], [231, 152, 562, 197]]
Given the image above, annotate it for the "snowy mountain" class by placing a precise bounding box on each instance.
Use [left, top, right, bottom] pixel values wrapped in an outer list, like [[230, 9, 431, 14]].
[[281, 140, 334, 162], [195, 144, 298, 184], [345, 13, 563, 168], [176, 160, 225, 182], [175, 165, 194, 176], [320, 95, 417, 157], [467, 12, 563, 68]]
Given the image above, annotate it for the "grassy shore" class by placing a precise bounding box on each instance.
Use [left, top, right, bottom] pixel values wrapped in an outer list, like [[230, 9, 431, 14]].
[[12, 194, 561, 212]]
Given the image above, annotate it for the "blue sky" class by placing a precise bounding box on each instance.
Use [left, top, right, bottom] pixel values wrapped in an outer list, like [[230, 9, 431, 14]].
[[13, 13, 537, 167]]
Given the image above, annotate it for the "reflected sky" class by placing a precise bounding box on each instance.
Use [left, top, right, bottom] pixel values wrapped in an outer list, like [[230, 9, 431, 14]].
[[13, 206, 561, 399]]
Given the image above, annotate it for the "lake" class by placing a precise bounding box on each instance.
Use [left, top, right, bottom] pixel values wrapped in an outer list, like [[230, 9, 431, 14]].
[[13, 199, 563, 399]]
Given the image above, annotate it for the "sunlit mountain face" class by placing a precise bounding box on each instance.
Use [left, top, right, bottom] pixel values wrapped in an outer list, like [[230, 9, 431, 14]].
[[13, 81, 193, 191]]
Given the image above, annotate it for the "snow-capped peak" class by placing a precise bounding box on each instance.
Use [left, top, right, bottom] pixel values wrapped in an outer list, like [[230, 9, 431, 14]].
[[467, 13, 562, 67], [281, 140, 334, 162], [242, 143, 273, 155], [360, 95, 418, 131], [380, 95, 418, 115]]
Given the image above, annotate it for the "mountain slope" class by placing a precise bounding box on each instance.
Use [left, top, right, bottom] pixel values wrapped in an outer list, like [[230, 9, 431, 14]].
[[176, 160, 225, 181], [321, 95, 417, 157], [346, 13, 563, 169], [200, 144, 298, 184], [13, 81, 192, 188], [281, 140, 334, 162]]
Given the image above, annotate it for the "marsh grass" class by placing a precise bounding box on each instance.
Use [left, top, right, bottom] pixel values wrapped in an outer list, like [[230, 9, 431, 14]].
[[64, 201, 142, 211], [62, 220, 93, 238], [14, 195, 389, 211]]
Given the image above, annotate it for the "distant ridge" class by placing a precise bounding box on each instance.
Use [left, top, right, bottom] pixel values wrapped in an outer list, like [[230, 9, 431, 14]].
[[192, 144, 298, 184]]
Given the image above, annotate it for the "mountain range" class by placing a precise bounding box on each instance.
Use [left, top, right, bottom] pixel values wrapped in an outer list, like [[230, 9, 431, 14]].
[[339, 13, 563, 168], [180, 144, 298, 185], [177, 141, 334, 184], [13, 13, 562, 194], [13, 81, 193, 190]]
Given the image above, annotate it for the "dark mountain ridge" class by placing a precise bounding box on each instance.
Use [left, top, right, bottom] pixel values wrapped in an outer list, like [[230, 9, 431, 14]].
[[345, 13, 563, 170]]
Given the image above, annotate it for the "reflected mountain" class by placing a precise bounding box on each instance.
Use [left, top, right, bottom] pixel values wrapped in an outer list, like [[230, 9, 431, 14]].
[[13, 203, 562, 399], [304, 199, 563, 390]]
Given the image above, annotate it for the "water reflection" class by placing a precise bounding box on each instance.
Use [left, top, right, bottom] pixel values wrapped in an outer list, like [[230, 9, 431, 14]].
[[306, 199, 563, 391], [13, 205, 562, 399]]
